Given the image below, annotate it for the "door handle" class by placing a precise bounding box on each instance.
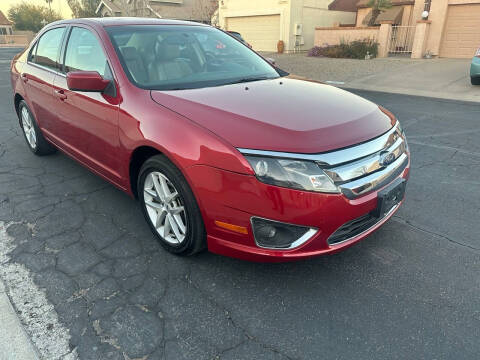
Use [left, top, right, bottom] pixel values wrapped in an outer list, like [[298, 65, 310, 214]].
[[21, 73, 28, 83], [55, 90, 67, 101]]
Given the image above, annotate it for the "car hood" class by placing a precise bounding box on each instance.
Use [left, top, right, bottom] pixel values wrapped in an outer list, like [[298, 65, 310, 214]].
[[150, 78, 395, 153]]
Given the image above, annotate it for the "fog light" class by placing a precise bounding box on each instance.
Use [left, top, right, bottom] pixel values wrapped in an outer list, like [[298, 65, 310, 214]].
[[251, 217, 317, 249]]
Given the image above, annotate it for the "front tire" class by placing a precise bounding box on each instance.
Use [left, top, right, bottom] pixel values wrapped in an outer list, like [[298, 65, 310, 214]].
[[18, 100, 56, 155], [471, 76, 480, 85], [138, 155, 206, 256]]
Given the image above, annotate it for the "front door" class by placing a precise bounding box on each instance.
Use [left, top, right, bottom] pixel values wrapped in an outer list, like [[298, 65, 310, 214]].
[[52, 26, 122, 185]]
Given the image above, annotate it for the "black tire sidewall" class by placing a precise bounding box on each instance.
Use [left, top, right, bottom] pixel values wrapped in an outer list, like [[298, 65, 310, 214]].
[[138, 155, 205, 255]]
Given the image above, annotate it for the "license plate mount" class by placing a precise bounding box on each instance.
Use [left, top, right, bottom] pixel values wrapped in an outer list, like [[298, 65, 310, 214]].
[[373, 178, 406, 218]]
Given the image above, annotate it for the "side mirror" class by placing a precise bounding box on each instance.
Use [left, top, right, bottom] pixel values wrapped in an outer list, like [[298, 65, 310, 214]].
[[265, 57, 276, 65], [66, 71, 110, 92]]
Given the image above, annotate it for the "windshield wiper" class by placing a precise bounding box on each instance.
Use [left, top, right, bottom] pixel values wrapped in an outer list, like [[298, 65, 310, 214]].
[[224, 76, 275, 85]]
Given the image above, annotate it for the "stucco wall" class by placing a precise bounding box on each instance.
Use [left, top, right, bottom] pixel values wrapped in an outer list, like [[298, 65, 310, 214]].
[[302, 7, 356, 50], [356, 5, 414, 27], [314, 27, 379, 46], [356, 8, 371, 26]]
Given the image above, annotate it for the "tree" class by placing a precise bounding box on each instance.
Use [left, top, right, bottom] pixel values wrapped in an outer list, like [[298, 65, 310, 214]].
[[191, 0, 218, 24], [45, 0, 53, 11], [8, 2, 62, 32], [366, 0, 392, 26], [67, 0, 101, 18]]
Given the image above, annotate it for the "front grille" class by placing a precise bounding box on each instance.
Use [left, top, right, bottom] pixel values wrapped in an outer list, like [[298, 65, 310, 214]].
[[328, 213, 379, 245]]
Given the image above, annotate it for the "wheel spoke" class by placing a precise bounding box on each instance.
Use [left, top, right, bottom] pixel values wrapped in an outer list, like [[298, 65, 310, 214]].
[[163, 213, 171, 238], [145, 199, 163, 210], [170, 205, 184, 215], [30, 130, 36, 146], [155, 208, 167, 228], [168, 213, 182, 241], [165, 192, 178, 204], [159, 175, 171, 198], [172, 214, 186, 234], [144, 188, 157, 199], [151, 174, 165, 202]]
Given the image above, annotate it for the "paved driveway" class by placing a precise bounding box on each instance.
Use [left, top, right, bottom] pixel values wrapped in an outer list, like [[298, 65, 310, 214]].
[[0, 48, 479, 359], [267, 53, 480, 102]]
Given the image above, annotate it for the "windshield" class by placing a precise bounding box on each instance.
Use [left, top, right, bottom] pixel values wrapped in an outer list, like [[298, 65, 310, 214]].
[[106, 25, 280, 90]]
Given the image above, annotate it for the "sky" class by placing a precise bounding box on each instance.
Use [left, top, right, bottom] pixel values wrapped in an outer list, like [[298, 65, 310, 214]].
[[1, 0, 74, 19]]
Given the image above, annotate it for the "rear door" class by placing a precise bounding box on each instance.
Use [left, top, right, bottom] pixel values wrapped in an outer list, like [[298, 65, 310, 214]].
[[52, 25, 122, 185], [21, 26, 66, 134]]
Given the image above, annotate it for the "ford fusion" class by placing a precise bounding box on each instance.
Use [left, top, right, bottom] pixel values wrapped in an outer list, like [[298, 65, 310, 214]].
[[10, 18, 410, 262]]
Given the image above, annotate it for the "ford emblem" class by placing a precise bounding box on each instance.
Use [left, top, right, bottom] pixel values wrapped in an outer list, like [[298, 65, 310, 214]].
[[379, 151, 396, 167]]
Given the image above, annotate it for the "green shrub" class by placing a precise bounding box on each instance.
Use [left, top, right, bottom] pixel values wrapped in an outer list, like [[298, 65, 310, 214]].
[[308, 38, 378, 59]]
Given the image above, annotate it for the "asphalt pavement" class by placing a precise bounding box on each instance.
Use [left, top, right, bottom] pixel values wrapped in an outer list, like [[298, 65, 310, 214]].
[[0, 47, 479, 360]]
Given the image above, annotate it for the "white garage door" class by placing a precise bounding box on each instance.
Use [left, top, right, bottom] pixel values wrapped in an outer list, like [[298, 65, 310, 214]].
[[226, 15, 281, 52], [440, 4, 480, 58]]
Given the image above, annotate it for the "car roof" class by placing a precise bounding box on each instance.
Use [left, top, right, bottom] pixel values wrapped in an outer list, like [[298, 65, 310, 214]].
[[48, 17, 209, 28]]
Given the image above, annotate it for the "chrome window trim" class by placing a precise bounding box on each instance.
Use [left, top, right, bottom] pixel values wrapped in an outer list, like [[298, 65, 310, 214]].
[[250, 216, 318, 250], [26, 61, 66, 77], [237, 123, 400, 166]]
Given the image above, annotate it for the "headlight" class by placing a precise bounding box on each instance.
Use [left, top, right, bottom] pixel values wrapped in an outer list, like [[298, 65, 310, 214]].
[[244, 155, 339, 193]]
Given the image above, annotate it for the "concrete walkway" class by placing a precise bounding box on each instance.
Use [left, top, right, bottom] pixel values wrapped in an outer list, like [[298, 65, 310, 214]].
[[0, 281, 39, 360], [266, 53, 480, 103]]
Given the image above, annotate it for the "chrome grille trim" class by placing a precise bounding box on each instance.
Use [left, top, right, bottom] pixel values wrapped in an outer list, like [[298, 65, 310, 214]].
[[324, 137, 405, 183], [237, 123, 400, 166], [339, 153, 408, 199]]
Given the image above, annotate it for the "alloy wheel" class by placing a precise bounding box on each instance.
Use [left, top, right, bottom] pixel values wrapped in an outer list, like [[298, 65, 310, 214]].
[[21, 106, 37, 149], [143, 171, 188, 244]]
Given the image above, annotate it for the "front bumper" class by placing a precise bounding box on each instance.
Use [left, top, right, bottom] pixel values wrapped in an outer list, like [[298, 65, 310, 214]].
[[185, 156, 410, 262]]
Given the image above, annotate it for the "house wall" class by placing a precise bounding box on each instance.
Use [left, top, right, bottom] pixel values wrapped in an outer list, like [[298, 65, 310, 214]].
[[0, 25, 13, 35], [314, 26, 379, 46], [219, 0, 356, 52], [401, 4, 414, 25], [218, 0, 291, 49], [301, 7, 356, 50], [356, 8, 371, 26], [356, 5, 414, 27]]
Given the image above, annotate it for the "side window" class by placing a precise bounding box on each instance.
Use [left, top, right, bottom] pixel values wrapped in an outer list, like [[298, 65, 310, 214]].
[[64, 27, 108, 77], [35, 27, 65, 70], [28, 41, 38, 62]]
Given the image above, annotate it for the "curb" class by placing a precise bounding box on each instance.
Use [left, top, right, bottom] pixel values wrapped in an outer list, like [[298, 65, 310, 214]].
[[0, 279, 40, 360]]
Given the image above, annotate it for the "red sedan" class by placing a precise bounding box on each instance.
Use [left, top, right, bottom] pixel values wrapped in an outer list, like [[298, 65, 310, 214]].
[[10, 18, 410, 262]]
